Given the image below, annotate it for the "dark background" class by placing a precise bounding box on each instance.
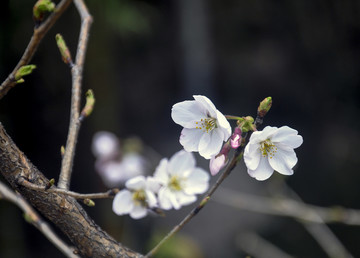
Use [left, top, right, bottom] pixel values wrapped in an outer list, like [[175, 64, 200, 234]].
[[1, 0, 360, 257]]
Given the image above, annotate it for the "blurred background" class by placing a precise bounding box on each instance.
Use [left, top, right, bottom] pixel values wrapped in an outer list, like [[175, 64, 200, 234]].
[[1, 0, 360, 257]]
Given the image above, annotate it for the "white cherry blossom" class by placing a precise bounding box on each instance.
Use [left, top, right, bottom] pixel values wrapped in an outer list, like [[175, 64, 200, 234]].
[[171, 95, 231, 159], [112, 176, 160, 219], [244, 126, 303, 181], [153, 150, 210, 210]]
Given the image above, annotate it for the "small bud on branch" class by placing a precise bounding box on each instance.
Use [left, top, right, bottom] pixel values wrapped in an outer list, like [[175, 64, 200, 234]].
[[55, 34, 73, 66], [79, 89, 95, 121], [33, 0, 55, 24], [83, 199, 95, 207], [14, 65, 37, 82], [257, 96, 272, 118]]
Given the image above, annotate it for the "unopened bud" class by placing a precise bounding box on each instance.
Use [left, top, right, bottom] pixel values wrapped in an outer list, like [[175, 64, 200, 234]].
[[240, 116, 255, 132], [60, 145, 65, 157], [55, 34, 73, 66], [79, 89, 95, 121], [33, 0, 55, 24], [45, 178, 55, 190], [83, 198, 95, 207], [257, 97, 272, 118], [209, 142, 231, 176], [15, 65, 37, 81], [230, 127, 242, 149]]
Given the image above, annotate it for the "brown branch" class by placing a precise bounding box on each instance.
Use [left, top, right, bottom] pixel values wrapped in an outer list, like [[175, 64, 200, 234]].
[[58, 0, 93, 190], [0, 181, 79, 258], [0, 0, 73, 99], [0, 123, 142, 257], [17, 177, 118, 200]]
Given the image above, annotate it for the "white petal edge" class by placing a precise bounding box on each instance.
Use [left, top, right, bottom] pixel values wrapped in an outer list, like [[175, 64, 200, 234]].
[[112, 190, 134, 215], [247, 155, 274, 181]]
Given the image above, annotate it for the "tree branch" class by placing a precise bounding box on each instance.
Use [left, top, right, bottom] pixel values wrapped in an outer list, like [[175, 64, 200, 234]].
[[0, 123, 142, 257], [58, 0, 93, 190], [213, 187, 360, 226], [0, 0, 73, 99], [0, 180, 79, 258]]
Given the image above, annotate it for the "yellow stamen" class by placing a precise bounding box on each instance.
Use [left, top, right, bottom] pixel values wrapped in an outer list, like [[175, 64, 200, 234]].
[[195, 117, 217, 133], [260, 139, 277, 158], [169, 176, 182, 191], [132, 189, 146, 206]]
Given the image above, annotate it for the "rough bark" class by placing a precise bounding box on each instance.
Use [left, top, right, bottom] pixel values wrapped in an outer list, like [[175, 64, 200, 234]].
[[0, 123, 143, 258]]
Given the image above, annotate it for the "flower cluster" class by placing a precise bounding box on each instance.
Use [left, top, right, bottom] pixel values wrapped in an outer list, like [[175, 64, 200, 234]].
[[112, 150, 210, 219], [171, 95, 303, 180]]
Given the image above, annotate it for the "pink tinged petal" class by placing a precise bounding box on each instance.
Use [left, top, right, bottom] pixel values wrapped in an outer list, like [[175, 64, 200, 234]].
[[171, 100, 207, 128], [184, 168, 210, 194], [145, 190, 157, 208], [244, 142, 261, 170], [179, 128, 203, 152], [271, 126, 303, 148], [168, 150, 196, 176], [215, 110, 232, 140], [112, 190, 134, 215], [198, 130, 223, 159], [210, 154, 227, 176], [193, 95, 217, 117], [153, 158, 169, 185], [269, 147, 296, 175], [130, 205, 148, 219], [230, 128, 242, 149], [247, 156, 274, 181], [175, 192, 197, 206], [125, 176, 146, 190]]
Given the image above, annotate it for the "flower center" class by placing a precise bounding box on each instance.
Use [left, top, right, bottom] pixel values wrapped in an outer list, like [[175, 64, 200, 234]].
[[195, 118, 217, 133], [169, 175, 182, 191], [260, 139, 277, 158], [132, 189, 147, 206]]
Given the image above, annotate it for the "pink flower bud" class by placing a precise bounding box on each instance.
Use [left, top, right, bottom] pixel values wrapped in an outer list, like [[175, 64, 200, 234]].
[[230, 127, 242, 149], [209, 154, 227, 176]]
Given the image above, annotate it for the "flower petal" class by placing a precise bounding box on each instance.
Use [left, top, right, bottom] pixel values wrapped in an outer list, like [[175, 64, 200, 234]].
[[130, 205, 147, 219], [199, 129, 223, 159], [193, 95, 217, 117], [92, 131, 119, 158], [209, 154, 227, 176], [125, 176, 146, 190], [168, 150, 196, 176], [171, 100, 207, 128], [184, 168, 209, 194], [216, 110, 231, 140], [247, 156, 274, 181], [269, 147, 296, 175], [153, 158, 169, 185], [145, 190, 158, 208], [179, 128, 203, 152], [175, 192, 197, 206], [158, 188, 180, 210], [112, 190, 134, 215], [244, 142, 261, 170], [272, 126, 303, 148]]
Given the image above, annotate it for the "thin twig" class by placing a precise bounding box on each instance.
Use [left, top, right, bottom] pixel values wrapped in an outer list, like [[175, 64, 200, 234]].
[[58, 0, 93, 189], [213, 187, 360, 226], [0, 0, 73, 99], [236, 232, 295, 258], [18, 177, 116, 200], [283, 185, 353, 258], [0, 181, 79, 258]]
